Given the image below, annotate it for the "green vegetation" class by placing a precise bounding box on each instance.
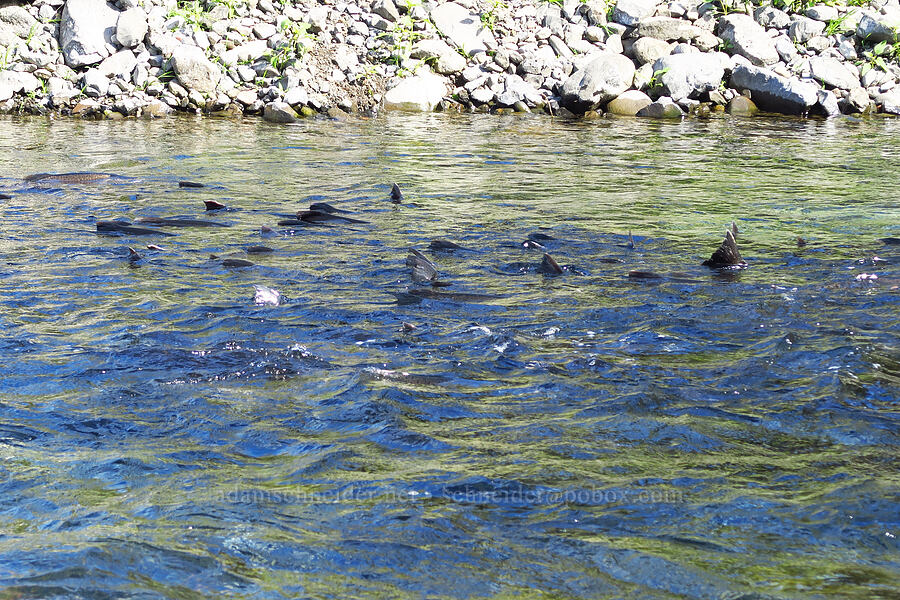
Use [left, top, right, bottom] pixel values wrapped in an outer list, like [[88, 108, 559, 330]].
[[377, 0, 428, 69], [859, 40, 898, 77], [823, 9, 856, 36], [647, 67, 670, 88], [210, 0, 244, 18], [267, 20, 313, 71], [480, 0, 504, 32], [773, 0, 816, 12], [169, 0, 207, 30]]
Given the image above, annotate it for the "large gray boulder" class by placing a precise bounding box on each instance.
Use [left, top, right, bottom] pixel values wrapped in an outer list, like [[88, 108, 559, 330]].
[[631, 37, 672, 65], [59, 0, 120, 68], [410, 39, 467, 74], [634, 16, 702, 41], [430, 2, 495, 55], [612, 0, 659, 27], [171, 45, 221, 95], [263, 101, 298, 123], [878, 89, 900, 115], [788, 16, 825, 43], [96, 49, 137, 79], [115, 7, 148, 49], [730, 64, 819, 115], [0, 69, 39, 102], [718, 13, 779, 67], [856, 10, 900, 43], [384, 71, 448, 111], [652, 53, 724, 101], [560, 52, 636, 112], [0, 5, 36, 44], [809, 56, 859, 90], [753, 5, 790, 29]]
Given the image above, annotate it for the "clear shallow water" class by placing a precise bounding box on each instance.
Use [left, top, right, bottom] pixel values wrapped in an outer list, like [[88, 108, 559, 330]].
[[0, 112, 898, 599]]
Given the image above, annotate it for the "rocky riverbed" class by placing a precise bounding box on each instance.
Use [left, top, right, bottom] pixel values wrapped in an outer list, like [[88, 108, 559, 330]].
[[1, 0, 900, 120]]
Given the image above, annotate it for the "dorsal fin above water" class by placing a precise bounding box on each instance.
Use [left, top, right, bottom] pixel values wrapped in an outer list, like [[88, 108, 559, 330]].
[[407, 248, 438, 283], [390, 182, 403, 203], [702, 229, 746, 268], [538, 253, 564, 275]]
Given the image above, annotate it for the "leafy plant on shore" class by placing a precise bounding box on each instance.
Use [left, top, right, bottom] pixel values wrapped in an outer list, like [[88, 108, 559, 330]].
[[0, 46, 11, 71], [647, 67, 669, 89], [210, 0, 243, 19], [377, 5, 428, 69], [773, 0, 816, 13], [824, 9, 856, 36], [169, 0, 207, 30], [859, 40, 896, 77], [267, 20, 313, 71], [481, 0, 504, 32]]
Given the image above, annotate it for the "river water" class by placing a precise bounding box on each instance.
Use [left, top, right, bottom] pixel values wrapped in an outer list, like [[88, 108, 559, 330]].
[[0, 112, 898, 599]]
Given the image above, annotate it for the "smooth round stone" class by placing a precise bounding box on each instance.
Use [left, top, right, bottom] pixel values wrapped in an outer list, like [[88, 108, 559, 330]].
[[606, 90, 652, 116], [726, 95, 759, 116]]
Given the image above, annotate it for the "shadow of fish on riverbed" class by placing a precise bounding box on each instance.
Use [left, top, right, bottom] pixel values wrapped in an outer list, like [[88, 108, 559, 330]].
[[25, 172, 133, 185]]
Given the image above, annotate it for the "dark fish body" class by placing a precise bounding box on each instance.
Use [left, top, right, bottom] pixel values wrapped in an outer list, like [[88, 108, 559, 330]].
[[0, 193, 11, 200], [179, 181, 204, 188], [390, 182, 403, 203], [221, 258, 255, 268], [528, 232, 555, 241], [297, 210, 369, 224], [204, 200, 227, 211], [399, 289, 501, 303], [538, 253, 564, 275], [702, 229, 746, 268], [137, 217, 230, 228], [246, 245, 273, 254], [308, 202, 350, 214], [628, 230, 635, 249], [522, 240, 545, 249], [429, 240, 466, 252], [880, 237, 900, 245], [277, 219, 328, 227], [26, 172, 118, 183], [628, 270, 663, 280], [97, 220, 176, 236], [628, 270, 697, 283], [127, 247, 142, 262]]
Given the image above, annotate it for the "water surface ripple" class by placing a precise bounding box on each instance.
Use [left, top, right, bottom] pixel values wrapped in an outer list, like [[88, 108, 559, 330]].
[[0, 113, 898, 599]]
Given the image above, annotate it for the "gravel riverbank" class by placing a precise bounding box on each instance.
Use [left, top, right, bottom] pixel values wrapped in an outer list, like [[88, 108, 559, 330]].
[[1, 0, 900, 120]]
